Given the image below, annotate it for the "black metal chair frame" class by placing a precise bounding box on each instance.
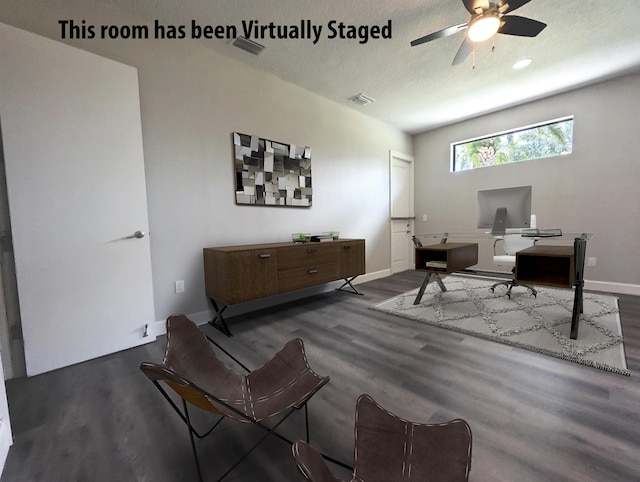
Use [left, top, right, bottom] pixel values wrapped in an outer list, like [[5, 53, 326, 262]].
[[141, 328, 348, 481]]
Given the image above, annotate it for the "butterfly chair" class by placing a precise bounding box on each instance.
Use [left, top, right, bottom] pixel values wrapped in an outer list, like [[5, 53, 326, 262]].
[[140, 314, 330, 481], [293, 394, 472, 482]]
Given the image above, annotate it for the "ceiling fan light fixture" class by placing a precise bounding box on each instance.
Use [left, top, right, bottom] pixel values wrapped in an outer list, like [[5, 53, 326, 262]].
[[467, 14, 501, 42]]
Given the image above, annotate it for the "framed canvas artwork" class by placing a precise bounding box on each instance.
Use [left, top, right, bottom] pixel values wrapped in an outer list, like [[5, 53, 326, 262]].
[[233, 132, 312, 207]]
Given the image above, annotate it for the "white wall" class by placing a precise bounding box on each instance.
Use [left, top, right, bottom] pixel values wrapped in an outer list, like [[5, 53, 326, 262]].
[[0, 1, 412, 328], [3, 0, 637, 345], [413, 71, 640, 290]]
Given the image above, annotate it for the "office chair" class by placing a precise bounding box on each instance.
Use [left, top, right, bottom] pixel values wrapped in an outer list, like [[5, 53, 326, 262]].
[[140, 314, 330, 481], [490, 229, 537, 298], [292, 394, 473, 482]]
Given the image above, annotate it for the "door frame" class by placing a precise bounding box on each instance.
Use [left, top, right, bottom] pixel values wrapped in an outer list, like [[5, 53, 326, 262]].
[[389, 150, 415, 273]]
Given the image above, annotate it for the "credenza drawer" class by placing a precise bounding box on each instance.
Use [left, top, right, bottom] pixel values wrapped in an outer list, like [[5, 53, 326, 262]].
[[340, 239, 365, 277], [277, 262, 341, 293], [277, 244, 342, 270], [204, 247, 277, 304]]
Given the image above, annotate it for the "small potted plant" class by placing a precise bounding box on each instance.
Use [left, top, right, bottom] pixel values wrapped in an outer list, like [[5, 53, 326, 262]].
[[291, 232, 310, 243]]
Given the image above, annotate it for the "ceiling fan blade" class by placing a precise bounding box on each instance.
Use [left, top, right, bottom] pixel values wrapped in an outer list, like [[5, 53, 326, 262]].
[[410, 23, 468, 47], [497, 0, 532, 14], [499, 15, 547, 37], [452, 37, 473, 66], [462, 0, 490, 15]]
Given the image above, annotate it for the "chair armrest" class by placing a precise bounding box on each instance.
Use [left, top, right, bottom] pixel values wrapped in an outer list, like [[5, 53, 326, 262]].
[[493, 237, 504, 256], [292, 440, 343, 482]]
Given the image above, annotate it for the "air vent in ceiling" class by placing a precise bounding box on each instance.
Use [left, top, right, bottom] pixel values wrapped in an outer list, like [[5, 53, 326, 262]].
[[231, 37, 265, 56], [350, 93, 376, 106]]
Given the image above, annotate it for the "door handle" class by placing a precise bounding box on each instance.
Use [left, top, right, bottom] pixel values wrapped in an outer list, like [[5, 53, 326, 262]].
[[127, 230, 146, 239]]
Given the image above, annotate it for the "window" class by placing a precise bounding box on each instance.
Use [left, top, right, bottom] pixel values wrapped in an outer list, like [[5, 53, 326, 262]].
[[451, 116, 573, 172]]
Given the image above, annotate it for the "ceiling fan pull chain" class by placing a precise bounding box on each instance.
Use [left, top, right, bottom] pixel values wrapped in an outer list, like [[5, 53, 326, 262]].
[[472, 42, 476, 69]]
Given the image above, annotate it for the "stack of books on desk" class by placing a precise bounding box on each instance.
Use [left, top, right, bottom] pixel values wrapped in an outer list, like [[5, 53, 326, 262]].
[[425, 260, 447, 269]]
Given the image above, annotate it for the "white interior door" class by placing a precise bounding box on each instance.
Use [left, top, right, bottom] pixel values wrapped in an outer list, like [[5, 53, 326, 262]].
[[390, 151, 415, 273], [0, 23, 156, 376]]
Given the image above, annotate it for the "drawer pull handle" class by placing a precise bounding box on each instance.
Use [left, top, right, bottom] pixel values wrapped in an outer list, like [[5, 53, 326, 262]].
[[344, 244, 352, 248], [258, 253, 271, 259], [308, 269, 318, 274], [307, 248, 317, 253]]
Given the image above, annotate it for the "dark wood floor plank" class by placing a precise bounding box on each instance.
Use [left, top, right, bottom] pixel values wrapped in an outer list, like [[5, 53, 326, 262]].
[[3, 271, 639, 481]]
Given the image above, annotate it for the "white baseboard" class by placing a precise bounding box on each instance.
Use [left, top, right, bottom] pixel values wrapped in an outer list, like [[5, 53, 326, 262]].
[[457, 271, 640, 297], [585, 280, 640, 296], [150, 270, 393, 336], [352, 268, 391, 284]]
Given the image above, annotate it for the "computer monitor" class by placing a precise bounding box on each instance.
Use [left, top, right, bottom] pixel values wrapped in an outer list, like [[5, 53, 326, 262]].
[[477, 186, 532, 235]]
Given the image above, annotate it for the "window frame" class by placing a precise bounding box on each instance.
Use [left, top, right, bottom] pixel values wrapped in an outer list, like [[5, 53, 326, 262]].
[[450, 115, 574, 172]]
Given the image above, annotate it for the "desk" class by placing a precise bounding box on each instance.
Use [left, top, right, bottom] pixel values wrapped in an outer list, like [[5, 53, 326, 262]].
[[413, 232, 591, 339]]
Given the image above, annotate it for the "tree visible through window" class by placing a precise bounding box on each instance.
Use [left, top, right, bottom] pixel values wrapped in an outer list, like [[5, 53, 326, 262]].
[[451, 117, 573, 172]]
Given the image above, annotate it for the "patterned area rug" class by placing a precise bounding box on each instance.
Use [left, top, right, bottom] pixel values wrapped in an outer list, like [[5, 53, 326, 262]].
[[371, 275, 629, 376]]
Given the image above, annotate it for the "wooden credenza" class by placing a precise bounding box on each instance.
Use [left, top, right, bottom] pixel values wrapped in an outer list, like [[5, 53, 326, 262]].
[[203, 239, 365, 335]]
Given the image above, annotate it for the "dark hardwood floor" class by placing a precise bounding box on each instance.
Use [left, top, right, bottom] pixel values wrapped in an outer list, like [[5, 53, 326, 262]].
[[3, 271, 639, 481]]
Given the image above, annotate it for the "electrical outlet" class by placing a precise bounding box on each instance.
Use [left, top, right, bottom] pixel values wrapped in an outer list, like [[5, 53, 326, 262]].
[[422, 214, 428, 222], [175, 280, 185, 293], [587, 257, 597, 267]]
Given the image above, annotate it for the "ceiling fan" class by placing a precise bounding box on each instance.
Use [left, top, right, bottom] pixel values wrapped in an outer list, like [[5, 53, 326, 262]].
[[410, 0, 547, 66]]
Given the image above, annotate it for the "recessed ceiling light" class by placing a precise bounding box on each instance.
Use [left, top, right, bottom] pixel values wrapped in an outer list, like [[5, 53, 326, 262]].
[[513, 58, 533, 70]]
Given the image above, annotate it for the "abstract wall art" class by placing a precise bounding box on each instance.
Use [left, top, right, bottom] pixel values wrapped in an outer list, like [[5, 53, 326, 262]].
[[233, 132, 312, 207]]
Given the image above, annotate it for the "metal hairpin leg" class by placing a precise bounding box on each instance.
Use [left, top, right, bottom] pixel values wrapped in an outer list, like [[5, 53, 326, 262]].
[[337, 276, 363, 295], [155, 379, 318, 481], [413, 272, 447, 305], [208, 298, 232, 337], [570, 237, 587, 340]]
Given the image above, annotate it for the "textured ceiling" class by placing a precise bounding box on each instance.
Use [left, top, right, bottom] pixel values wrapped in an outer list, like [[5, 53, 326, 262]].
[[99, 0, 640, 134]]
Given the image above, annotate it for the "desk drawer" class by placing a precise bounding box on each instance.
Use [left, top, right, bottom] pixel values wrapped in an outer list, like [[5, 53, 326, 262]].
[[277, 244, 341, 270], [277, 262, 341, 293], [516, 245, 575, 288], [414, 243, 478, 274]]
